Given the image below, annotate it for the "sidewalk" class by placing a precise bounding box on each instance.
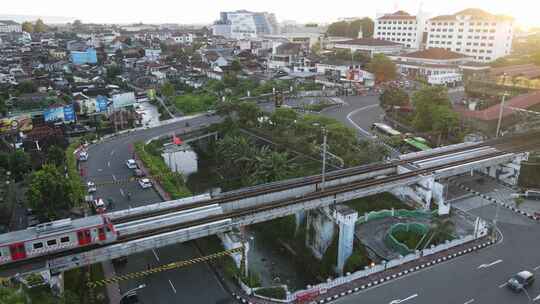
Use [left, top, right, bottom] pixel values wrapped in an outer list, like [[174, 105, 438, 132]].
[[232, 236, 494, 304], [102, 260, 122, 304]]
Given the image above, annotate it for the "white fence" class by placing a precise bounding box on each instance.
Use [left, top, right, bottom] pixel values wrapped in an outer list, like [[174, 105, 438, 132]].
[[278, 233, 480, 302]]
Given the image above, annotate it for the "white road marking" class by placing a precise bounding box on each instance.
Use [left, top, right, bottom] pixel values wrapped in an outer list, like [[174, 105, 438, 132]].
[[168, 279, 177, 294], [110, 150, 115, 156], [152, 249, 160, 262], [477, 259, 503, 269], [389, 294, 418, 304], [97, 169, 103, 172], [498, 282, 508, 288], [534, 265, 540, 271], [345, 104, 379, 137], [119, 189, 125, 197], [464, 299, 475, 304], [112, 174, 117, 181], [533, 294, 540, 302], [107, 161, 110, 167]]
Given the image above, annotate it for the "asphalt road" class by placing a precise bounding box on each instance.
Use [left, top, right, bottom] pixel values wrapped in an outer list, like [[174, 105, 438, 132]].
[[336, 190, 540, 304], [320, 95, 383, 137], [83, 114, 230, 304]]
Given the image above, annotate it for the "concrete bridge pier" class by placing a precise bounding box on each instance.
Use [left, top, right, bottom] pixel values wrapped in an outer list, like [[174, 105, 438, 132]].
[[333, 205, 358, 275], [305, 208, 335, 260], [478, 152, 529, 186], [295, 211, 306, 234], [305, 206, 358, 276], [217, 231, 248, 272], [390, 175, 449, 216]]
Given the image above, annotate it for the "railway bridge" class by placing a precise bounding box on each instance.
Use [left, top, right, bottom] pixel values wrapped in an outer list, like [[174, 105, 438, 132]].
[[0, 133, 537, 285]]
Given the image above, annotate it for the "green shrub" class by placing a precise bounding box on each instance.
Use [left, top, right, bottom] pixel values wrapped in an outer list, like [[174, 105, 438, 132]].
[[255, 286, 287, 299], [134, 142, 191, 199], [65, 140, 85, 207]]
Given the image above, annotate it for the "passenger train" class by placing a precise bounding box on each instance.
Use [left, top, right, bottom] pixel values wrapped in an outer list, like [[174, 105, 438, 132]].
[[0, 215, 116, 266]]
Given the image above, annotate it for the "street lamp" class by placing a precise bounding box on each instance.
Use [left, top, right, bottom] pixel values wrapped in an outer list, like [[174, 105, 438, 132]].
[[496, 73, 509, 138], [120, 284, 146, 303], [492, 189, 501, 235], [313, 123, 328, 190]]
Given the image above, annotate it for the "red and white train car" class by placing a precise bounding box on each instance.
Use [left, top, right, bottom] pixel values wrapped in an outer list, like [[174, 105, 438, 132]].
[[0, 216, 117, 266]]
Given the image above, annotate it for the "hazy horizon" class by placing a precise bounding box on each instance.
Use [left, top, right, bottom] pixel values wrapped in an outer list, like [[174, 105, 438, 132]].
[[3, 0, 540, 28]]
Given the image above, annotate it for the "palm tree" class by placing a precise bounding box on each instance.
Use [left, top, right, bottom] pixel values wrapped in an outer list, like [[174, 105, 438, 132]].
[[417, 217, 455, 250]]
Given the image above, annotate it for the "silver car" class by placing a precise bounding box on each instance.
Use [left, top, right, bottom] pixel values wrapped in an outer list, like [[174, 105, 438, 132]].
[[508, 270, 534, 292]]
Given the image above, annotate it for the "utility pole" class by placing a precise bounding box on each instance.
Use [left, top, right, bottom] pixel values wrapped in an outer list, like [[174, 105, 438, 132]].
[[321, 127, 328, 191], [496, 73, 508, 138], [495, 93, 507, 138]]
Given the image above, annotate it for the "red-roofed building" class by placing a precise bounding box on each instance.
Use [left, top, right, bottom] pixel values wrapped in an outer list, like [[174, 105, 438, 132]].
[[456, 91, 540, 132], [391, 48, 473, 86], [374, 10, 429, 50], [426, 8, 514, 63]]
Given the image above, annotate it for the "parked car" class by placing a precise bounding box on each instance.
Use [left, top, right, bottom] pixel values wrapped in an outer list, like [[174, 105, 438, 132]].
[[507, 270, 534, 292], [93, 198, 106, 213], [126, 159, 138, 169], [138, 178, 152, 189], [87, 181, 97, 193]]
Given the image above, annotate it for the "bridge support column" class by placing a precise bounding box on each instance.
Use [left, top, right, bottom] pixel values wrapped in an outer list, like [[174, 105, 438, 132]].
[[295, 211, 305, 234], [305, 208, 335, 260], [217, 231, 248, 270], [478, 152, 529, 186], [333, 205, 358, 276]]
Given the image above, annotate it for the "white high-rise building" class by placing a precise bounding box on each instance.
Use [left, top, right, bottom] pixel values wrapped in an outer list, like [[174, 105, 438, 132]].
[[212, 10, 279, 39], [0, 20, 22, 33], [426, 8, 514, 63], [374, 11, 427, 50]]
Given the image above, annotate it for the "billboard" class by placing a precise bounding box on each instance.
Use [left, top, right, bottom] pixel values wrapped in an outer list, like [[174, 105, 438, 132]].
[[112, 92, 136, 108], [96, 95, 109, 113], [44, 105, 76, 123], [0, 115, 33, 133]]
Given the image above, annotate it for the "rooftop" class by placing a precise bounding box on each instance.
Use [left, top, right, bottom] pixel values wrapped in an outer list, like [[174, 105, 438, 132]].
[[335, 38, 402, 47], [378, 10, 417, 20], [456, 91, 540, 121], [399, 48, 470, 60], [490, 64, 540, 80], [430, 8, 514, 22]]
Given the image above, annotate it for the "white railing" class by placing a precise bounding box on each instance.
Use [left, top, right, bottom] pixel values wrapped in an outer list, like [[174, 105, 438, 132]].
[[281, 233, 480, 302]]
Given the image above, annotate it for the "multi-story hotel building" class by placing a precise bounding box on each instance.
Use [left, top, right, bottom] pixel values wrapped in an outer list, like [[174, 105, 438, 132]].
[[374, 10, 427, 50], [426, 8, 514, 63]]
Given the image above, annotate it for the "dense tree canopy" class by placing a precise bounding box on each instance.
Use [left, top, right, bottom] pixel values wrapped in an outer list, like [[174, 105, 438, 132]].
[[380, 87, 409, 109], [27, 164, 75, 219], [411, 86, 460, 140], [326, 18, 374, 38], [366, 54, 397, 83]]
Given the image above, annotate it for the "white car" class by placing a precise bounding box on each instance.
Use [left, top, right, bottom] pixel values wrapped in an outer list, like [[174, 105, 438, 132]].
[[87, 181, 97, 193], [126, 159, 138, 169], [138, 178, 152, 189]]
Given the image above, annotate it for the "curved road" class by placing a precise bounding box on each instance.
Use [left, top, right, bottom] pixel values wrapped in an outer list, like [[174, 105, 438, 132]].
[[336, 193, 540, 304]]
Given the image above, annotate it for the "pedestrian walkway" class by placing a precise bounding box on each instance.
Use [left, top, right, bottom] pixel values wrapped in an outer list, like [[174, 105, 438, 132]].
[[102, 260, 122, 304]]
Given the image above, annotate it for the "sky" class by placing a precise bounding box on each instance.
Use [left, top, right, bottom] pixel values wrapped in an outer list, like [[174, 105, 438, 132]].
[[2, 0, 539, 27]]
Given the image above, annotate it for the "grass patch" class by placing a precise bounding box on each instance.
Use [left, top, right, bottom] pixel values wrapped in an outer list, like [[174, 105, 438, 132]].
[[66, 140, 86, 207], [134, 141, 191, 199], [196, 236, 261, 288], [392, 229, 425, 251], [346, 192, 412, 215], [255, 286, 287, 299], [64, 263, 108, 304]]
